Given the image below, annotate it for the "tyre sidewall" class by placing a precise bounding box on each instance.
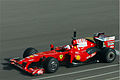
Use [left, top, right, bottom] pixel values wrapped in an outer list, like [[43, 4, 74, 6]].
[[101, 48, 116, 63], [43, 57, 59, 73]]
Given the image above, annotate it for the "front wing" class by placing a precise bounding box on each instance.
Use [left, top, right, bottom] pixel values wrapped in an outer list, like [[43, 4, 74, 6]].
[[10, 57, 44, 75]]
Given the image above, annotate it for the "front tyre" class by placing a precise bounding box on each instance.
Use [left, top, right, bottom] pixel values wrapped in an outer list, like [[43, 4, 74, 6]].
[[43, 57, 59, 73], [23, 47, 38, 58], [100, 48, 116, 63]]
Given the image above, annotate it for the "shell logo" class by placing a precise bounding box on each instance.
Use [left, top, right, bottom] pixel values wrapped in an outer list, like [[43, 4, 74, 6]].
[[76, 55, 81, 60]]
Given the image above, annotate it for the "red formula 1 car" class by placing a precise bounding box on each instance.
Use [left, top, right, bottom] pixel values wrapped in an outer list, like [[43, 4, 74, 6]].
[[10, 31, 116, 75]]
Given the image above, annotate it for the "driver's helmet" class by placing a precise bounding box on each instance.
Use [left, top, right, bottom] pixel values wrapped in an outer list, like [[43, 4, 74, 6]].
[[72, 40, 78, 46], [64, 45, 71, 50]]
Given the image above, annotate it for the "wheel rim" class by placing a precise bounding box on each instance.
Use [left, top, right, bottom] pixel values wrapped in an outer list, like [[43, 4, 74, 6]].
[[107, 52, 115, 61], [50, 61, 57, 71]]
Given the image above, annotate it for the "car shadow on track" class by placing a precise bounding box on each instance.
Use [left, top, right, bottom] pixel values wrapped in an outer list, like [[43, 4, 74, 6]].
[[1, 58, 33, 77]]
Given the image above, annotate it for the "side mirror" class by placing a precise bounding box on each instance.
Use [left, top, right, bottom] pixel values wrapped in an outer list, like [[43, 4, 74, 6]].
[[50, 44, 54, 50]]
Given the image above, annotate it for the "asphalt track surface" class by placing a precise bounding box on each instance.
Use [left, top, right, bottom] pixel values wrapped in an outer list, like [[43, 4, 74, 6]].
[[0, 0, 119, 80]]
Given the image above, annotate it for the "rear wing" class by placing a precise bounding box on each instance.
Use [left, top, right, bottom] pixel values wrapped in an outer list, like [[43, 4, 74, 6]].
[[94, 36, 115, 49], [103, 36, 115, 49]]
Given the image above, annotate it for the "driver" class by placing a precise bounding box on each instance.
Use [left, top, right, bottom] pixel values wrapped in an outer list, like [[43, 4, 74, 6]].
[[71, 39, 79, 50]]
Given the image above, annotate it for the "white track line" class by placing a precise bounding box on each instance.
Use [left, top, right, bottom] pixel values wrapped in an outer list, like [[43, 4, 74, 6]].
[[105, 76, 120, 80], [76, 70, 119, 80], [32, 64, 119, 80]]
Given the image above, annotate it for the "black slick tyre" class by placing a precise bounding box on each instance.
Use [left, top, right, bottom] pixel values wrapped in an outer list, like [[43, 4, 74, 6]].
[[23, 47, 38, 58], [43, 57, 59, 73], [100, 48, 116, 63]]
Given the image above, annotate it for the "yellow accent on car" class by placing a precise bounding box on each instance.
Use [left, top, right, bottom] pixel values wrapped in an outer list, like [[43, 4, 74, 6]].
[[74, 46, 77, 49], [76, 55, 80, 60], [29, 55, 34, 57]]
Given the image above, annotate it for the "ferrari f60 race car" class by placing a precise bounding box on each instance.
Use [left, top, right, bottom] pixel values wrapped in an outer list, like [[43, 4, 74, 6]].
[[10, 31, 117, 75]]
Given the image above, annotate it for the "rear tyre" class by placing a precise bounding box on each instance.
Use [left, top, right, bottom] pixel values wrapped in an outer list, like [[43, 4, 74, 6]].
[[23, 47, 38, 58], [43, 57, 59, 73], [100, 48, 116, 63]]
